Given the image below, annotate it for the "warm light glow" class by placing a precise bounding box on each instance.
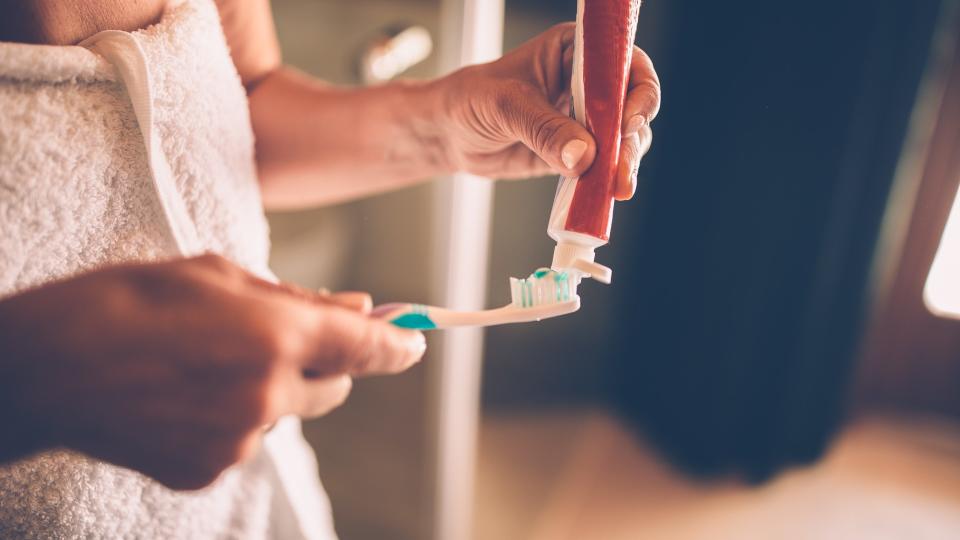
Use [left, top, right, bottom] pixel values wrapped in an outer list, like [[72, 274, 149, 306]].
[[924, 183, 960, 319], [363, 26, 433, 83]]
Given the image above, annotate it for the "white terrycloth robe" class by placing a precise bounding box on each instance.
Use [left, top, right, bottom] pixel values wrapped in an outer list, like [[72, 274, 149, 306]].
[[0, 0, 337, 538]]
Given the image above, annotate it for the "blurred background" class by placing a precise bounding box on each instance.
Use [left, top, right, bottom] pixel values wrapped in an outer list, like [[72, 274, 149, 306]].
[[266, 0, 960, 538]]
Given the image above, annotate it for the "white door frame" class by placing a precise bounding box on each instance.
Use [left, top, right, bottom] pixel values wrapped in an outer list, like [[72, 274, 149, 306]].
[[429, 0, 504, 538]]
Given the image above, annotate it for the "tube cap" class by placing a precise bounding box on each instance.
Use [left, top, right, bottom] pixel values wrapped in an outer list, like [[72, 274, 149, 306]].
[[552, 242, 612, 284]]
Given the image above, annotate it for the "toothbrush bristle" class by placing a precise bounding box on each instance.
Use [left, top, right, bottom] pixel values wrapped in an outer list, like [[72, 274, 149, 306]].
[[510, 268, 574, 308]]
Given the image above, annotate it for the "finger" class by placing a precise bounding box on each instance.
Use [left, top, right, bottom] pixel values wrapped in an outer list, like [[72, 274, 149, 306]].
[[615, 132, 640, 200], [293, 374, 353, 418], [246, 275, 329, 304], [309, 288, 372, 313], [622, 47, 661, 135], [325, 292, 373, 314], [500, 22, 575, 95], [305, 307, 427, 377], [246, 275, 371, 313], [558, 23, 577, 94], [497, 83, 597, 177], [614, 127, 652, 201]]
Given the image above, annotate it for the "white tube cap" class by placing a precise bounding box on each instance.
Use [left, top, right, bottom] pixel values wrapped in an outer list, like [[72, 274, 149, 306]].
[[552, 242, 612, 284]]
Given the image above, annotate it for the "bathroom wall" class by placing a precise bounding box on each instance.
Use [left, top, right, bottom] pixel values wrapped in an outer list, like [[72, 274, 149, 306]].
[[268, 1, 440, 538]]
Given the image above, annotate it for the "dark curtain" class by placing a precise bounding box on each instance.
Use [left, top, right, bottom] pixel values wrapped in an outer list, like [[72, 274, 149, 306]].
[[613, 0, 945, 480]]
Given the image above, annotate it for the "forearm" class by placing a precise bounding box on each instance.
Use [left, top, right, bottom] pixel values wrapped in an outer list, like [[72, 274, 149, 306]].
[[250, 67, 453, 210]]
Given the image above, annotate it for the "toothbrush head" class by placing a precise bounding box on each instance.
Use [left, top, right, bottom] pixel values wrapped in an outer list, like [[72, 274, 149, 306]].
[[509, 268, 576, 308]]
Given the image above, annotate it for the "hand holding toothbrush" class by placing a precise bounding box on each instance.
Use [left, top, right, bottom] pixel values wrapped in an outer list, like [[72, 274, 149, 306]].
[[0, 255, 426, 489]]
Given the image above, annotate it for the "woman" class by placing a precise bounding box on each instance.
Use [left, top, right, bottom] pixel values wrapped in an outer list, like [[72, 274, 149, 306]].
[[0, 0, 659, 537]]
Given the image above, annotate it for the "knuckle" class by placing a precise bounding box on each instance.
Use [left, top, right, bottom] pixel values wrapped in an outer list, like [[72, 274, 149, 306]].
[[251, 323, 297, 363], [633, 47, 659, 81], [549, 22, 576, 41], [195, 252, 230, 271], [124, 261, 204, 305], [240, 326, 298, 383], [495, 79, 535, 115], [634, 46, 654, 66], [635, 76, 661, 98]]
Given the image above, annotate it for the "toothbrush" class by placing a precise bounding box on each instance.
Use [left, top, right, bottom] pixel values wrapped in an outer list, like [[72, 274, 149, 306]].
[[372, 268, 580, 330]]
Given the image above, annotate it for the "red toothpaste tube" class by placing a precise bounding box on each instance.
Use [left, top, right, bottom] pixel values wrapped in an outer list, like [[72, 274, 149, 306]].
[[548, 0, 641, 284]]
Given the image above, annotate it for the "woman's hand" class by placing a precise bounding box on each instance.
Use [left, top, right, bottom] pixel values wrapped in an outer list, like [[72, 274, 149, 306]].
[[249, 22, 658, 208], [434, 22, 661, 200], [0, 254, 425, 490]]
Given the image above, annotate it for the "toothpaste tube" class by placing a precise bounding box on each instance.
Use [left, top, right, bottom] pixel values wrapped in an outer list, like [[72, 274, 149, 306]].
[[548, 0, 641, 284]]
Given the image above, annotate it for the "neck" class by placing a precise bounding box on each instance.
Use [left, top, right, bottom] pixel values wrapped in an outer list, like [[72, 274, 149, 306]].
[[0, 0, 166, 45]]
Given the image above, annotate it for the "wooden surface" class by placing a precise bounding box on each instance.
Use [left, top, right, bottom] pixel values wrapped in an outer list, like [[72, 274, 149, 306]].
[[474, 410, 960, 540]]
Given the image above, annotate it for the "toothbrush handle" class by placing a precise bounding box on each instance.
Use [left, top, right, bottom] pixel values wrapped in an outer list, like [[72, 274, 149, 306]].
[[371, 302, 510, 330], [373, 301, 580, 330]]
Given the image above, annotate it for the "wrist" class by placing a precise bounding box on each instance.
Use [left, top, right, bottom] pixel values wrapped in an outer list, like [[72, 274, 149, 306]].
[[400, 76, 458, 177]]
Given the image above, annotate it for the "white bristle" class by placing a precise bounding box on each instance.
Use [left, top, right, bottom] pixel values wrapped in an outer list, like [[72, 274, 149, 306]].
[[510, 269, 574, 308]]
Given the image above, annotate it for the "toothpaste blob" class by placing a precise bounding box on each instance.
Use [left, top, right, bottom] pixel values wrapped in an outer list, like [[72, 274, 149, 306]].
[[548, 0, 641, 282]]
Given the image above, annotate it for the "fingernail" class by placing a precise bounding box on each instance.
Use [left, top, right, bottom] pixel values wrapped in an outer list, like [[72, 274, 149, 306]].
[[561, 139, 588, 170], [624, 114, 647, 135]]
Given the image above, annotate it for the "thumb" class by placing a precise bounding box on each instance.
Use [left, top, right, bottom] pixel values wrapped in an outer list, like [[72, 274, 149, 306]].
[[499, 86, 596, 176], [317, 290, 373, 314], [304, 306, 426, 378]]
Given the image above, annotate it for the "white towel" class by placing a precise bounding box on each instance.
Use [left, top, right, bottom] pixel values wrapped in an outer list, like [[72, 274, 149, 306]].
[[0, 1, 336, 538]]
